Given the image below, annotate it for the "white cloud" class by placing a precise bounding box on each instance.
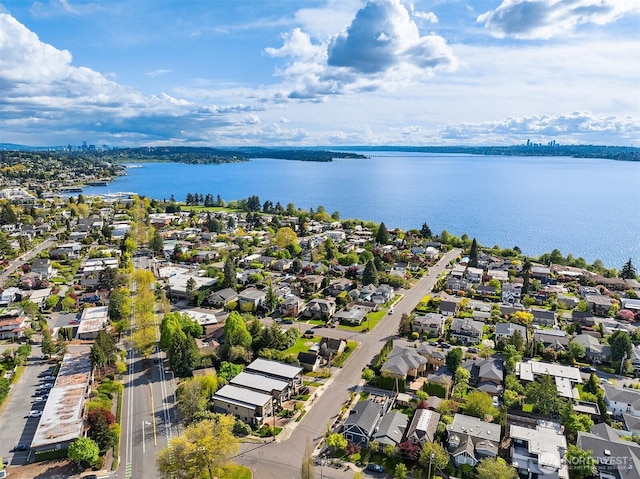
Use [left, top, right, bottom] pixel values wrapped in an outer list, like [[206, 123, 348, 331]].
[[477, 0, 640, 39], [146, 69, 172, 77], [265, 0, 457, 100]]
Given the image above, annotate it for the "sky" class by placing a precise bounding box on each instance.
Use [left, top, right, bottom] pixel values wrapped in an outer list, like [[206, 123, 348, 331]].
[[1, 0, 639, 147]]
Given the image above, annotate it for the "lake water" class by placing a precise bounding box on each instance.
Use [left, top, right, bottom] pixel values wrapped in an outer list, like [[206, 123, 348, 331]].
[[83, 153, 640, 268]]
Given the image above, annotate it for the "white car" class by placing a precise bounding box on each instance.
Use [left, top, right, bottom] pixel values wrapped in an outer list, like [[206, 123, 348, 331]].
[[28, 410, 43, 417], [33, 396, 46, 402], [492, 396, 500, 407]]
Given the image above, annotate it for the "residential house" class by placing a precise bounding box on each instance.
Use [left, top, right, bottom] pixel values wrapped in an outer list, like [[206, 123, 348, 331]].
[[516, 360, 582, 399], [602, 384, 640, 417], [245, 358, 303, 395], [487, 269, 509, 283], [371, 410, 409, 447], [531, 309, 556, 327], [406, 409, 440, 446], [279, 295, 305, 317], [439, 300, 457, 317], [531, 265, 552, 280], [212, 385, 273, 427], [297, 351, 322, 372], [302, 298, 336, 320], [585, 294, 614, 316], [446, 413, 501, 467], [533, 330, 569, 351], [446, 278, 470, 293], [413, 313, 445, 338], [494, 322, 527, 343], [624, 414, 640, 435], [450, 318, 483, 345], [417, 344, 446, 371], [426, 367, 454, 398], [229, 371, 291, 405], [571, 333, 611, 363], [476, 285, 497, 297], [207, 287, 238, 308], [510, 422, 569, 479], [463, 358, 504, 396], [333, 307, 368, 325], [318, 337, 347, 357], [577, 428, 640, 479], [325, 278, 352, 297], [380, 346, 428, 381], [237, 288, 266, 311], [0, 287, 19, 306], [31, 259, 53, 280], [342, 395, 392, 447], [372, 284, 395, 304], [465, 267, 484, 283], [0, 308, 29, 339]]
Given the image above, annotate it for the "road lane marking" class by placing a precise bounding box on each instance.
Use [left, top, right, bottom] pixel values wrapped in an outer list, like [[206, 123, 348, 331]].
[[148, 382, 157, 446]]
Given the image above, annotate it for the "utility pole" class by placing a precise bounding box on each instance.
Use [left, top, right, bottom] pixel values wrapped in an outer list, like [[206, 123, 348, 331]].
[[428, 452, 435, 479]]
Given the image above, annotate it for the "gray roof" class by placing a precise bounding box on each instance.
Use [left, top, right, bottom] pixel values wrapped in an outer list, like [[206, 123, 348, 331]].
[[381, 346, 427, 377], [372, 410, 409, 446], [495, 322, 527, 338], [451, 318, 483, 335], [603, 384, 640, 409], [246, 358, 303, 380], [577, 431, 640, 479], [230, 371, 289, 394], [344, 400, 382, 435], [625, 413, 640, 432], [447, 413, 501, 441], [214, 384, 272, 407], [406, 408, 440, 444]]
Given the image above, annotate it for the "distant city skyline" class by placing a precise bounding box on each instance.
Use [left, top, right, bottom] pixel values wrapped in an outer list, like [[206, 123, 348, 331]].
[[1, 0, 639, 147]]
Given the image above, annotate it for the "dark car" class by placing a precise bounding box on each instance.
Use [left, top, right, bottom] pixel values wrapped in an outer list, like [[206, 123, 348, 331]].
[[365, 463, 384, 473], [580, 366, 596, 373], [11, 443, 29, 452], [468, 347, 478, 353], [440, 342, 451, 349], [304, 329, 315, 336]]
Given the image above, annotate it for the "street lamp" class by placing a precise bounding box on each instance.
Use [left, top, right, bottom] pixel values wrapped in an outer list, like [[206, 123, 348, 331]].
[[428, 452, 435, 479]]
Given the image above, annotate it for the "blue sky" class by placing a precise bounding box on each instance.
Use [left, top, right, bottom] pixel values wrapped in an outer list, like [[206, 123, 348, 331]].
[[1, 0, 639, 147]]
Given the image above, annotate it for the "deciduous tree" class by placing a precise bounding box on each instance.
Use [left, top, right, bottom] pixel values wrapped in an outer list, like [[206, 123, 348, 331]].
[[419, 441, 449, 472], [525, 374, 561, 415], [68, 437, 100, 467], [476, 457, 517, 479]]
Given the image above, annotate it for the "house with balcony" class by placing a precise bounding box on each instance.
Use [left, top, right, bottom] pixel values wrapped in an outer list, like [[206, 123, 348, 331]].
[[413, 313, 445, 338], [446, 414, 501, 467], [450, 318, 483, 345], [510, 421, 569, 479], [245, 358, 303, 396], [212, 384, 273, 427]]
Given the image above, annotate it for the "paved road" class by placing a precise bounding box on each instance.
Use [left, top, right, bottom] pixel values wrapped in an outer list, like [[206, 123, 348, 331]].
[[235, 248, 462, 479], [0, 236, 57, 286]]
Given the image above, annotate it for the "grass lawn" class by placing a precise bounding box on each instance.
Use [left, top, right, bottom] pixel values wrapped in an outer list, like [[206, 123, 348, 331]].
[[338, 310, 386, 332], [221, 464, 252, 479], [282, 337, 319, 356]]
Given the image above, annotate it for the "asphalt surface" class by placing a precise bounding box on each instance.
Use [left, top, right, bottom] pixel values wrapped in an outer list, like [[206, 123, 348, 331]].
[[235, 248, 462, 479]]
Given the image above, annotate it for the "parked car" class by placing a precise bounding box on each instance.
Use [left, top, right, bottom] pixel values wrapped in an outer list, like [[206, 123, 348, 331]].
[[33, 396, 46, 402], [304, 329, 315, 336], [492, 396, 500, 407], [11, 443, 29, 452], [440, 342, 451, 349], [28, 410, 43, 417], [468, 347, 478, 353], [580, 366, 596, 373], [365, 463, 384, 473]]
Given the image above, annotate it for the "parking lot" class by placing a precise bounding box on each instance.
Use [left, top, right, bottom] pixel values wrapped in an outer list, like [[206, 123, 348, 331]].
[[0, 355, 57, 466]]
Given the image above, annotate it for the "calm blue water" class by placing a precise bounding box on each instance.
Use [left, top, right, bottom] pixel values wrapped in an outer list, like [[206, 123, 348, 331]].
[[84, 153, 640, 268]]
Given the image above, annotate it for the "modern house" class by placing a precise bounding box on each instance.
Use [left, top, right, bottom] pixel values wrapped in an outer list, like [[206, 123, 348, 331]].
[[406, 408, 440, 446], [75, 305, 109, 340], [229, 371, 291, 405], [446, 413, 501, 467], [516, 360, 582, 399], [510, 421, 569, 479], [212, 384, 274, 427], [237, 288, 267, 311], [450, 318, 483, 345], [413, 313, 445, 338], [245, 358, 303, 395]]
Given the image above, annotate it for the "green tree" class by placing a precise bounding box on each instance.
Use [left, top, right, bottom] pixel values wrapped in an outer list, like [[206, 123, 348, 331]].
[[222, 256, 237, 290], [376, 222, 389, 244], [41, 330, 56, 357], [565, 445, 596, 479], [503, 344, 522, 374], [362, 260, 379, 287], [525, 374, 561, 415], [156, 415, 240, 479], [476, 457, 517, 479], [67, 437, 100, 467], [149, 231, 164, 255], [465, 390, 497, 420], [395, 463, 408, 479], [362, 367, 375, 382], [468, 238, 479, 268], [87, 407, 117, 454], [177, 377, 212, 425], [419, 441, 449, 473], [168, 331, 199, 377], [60, 295, 76, 312], [222, 312, 252, 357], [326, 433, 347, 452], [502, 389, 521, 408], [609, 330, 633, 362], [274, 227, 298, 249], [621, 258, 637, 280], [583, 373, 601, 395], [445, 348, 463, 372], [420, 222, 433, 239], [108, 287, 130, 323], [569, 340, 586, 360]]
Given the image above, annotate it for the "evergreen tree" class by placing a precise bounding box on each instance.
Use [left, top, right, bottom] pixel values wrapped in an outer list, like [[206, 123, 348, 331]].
[[222, 256, 237, 290], [362, 260, 379, 287], [469, 238, 479, 268], [168, 331, 198, 377], [420, 222, 433, 239], [376, 222, 390, 244], [621, 258, 637, 279], [522, 257, 532, 295]]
